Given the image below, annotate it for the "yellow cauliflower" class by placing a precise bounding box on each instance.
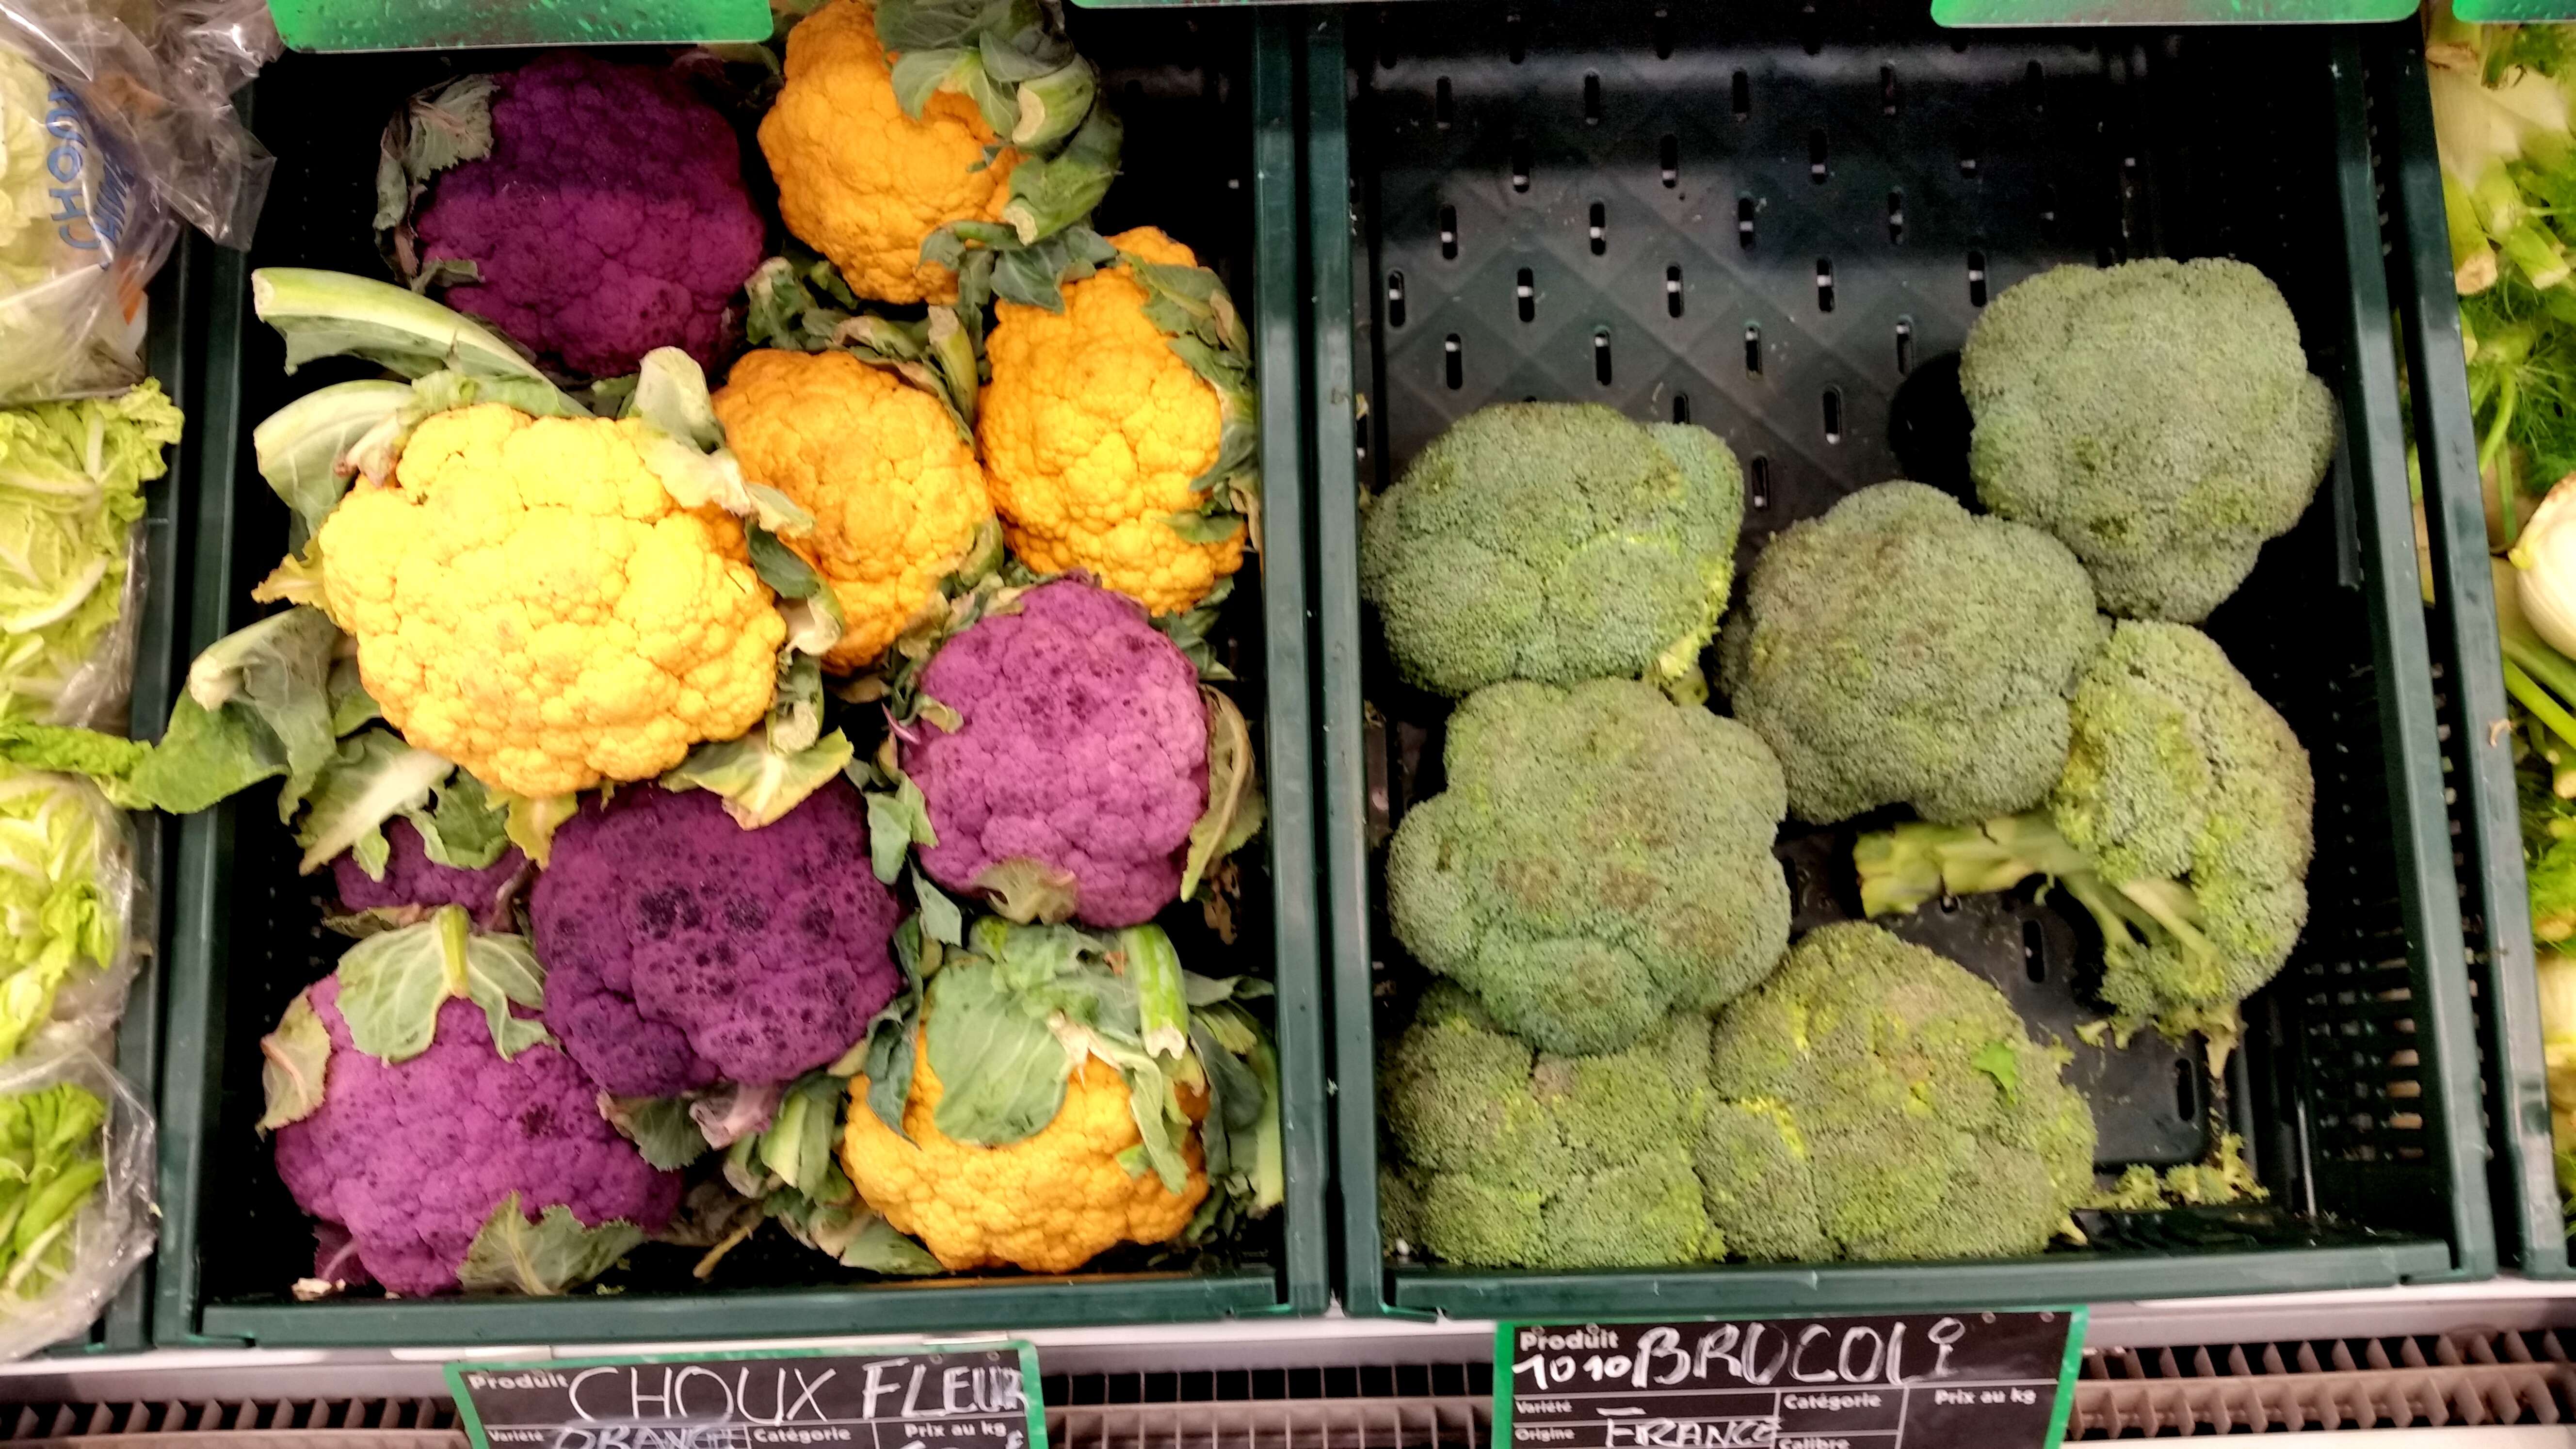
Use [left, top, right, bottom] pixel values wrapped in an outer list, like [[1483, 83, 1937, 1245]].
[[713, 349, 995, 671], [761, 0, 1021, 306], [842, 1033, 1209, 1273], [980, 227, 1245, 615], [316, 404, 785, 798]]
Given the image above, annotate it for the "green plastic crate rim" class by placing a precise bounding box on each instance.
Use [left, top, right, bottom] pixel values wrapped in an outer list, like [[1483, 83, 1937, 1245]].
[[1305, 7, 2496, 1319], [2391, 25, 2576, 1279], [148, 14, 1329, 1348]]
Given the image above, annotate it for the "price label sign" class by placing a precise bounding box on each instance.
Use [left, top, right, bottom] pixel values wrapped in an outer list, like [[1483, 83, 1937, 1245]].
[[447, 1343, 1043, 1449], [265, 0, 773, 52], [1496, 1310, 2084, 1449]]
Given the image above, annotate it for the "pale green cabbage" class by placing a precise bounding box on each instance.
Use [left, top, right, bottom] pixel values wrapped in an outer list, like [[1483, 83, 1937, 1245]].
[[0, 765, 122, 1063], [0, 382, 179, 725]]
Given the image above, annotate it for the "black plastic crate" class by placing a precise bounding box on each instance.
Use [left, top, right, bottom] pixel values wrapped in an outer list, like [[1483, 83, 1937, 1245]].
[[152, 13, 1330, 1346], [1306, 5, 2494, 1317]]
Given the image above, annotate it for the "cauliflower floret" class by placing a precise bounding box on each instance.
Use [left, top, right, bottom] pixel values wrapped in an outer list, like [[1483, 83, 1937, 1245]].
[[271, 977, 680, 1297], [903, 579, 1206, 928], [531, 781, 903, 1097], [760, 0, 1022, 305], [978, 228, 1243, 616], [713, 349, 996, 671], [414, 52, 767, 378], [316, 403, 785, 799]]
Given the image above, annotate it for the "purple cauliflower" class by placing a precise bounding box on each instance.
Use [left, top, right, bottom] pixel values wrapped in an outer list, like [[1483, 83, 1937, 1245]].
[[272, 977, 680, 1297], [412, 52, 766, 377], [531, 781, 902, 1098], [331, 819, 529, 928], [904, 579, 1208, 928]]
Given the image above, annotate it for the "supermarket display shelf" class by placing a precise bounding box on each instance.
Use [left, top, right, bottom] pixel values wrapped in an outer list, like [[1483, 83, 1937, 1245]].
[[17, 1278, 2576, 1395]]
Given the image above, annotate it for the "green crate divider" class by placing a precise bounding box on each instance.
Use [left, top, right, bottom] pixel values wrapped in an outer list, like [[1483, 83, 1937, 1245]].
[[150, 13, 1327, 1348], [44, 233, 200, 1361], [1308, 7, 2494, 1318], [2384, 27, 2574, 1277]]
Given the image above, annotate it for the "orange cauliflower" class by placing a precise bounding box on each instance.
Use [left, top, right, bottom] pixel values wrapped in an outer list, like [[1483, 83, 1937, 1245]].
[[760, 0, 1021, 306], [316, 404, 785, 798], [979, 227, 1250, 616], [842, 1032, 1208, 1273], [713, 349, 996, 671]]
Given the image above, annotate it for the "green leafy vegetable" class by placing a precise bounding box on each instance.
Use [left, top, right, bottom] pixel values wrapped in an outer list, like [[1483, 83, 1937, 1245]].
[[258, 990, 332, 1133], [0, 767, 122, 1064], [0, 384, 182, 725], [331, 905, 551, 1065], [0, 1081, 106, 1300], [455, 1191, 644, 1296]]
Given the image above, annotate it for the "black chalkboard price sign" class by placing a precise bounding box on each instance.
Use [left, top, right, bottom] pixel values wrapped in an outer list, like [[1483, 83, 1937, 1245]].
[[445, 1343, 1044, 1449], [1495, 1310, 2085, 1449]]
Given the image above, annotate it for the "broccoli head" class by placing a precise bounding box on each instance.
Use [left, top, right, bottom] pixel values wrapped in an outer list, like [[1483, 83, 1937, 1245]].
[[1385, 678, 1790, 1056], [1379, 984, 1719, 1269], [532, 780, 903, 1097], [1358, 403, 1744, 698], [1718, 481, 2100, 826], [406, 54, 767, 378], [1699, 922, 2096, 1261], [270, 973, 681, 1296], [904, 579, 1208, 928], [1856, 621, 2315, 1049], [1960, 258, 2336, 623], [332, 818, 528, 927]]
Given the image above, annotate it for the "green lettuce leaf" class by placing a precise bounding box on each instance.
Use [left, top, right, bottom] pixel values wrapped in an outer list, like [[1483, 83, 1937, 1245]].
[[0, 383, 180, 726], [0, 766, 120, 1063], [456, 1191, 643, 1296], [0, 1081, 107, 1298]]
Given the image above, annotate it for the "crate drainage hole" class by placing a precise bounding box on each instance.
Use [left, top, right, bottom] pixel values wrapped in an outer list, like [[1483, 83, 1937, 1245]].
[[2022, 918, 2045, 982], [1516, 267, 1535, 322], [1385, 271, 1405, 328], [1665, 265, 1682, 318], [1815, 257, 1835, 313], [1660, 134, 1679, 188], [1584, 72, 1602, 126], [1895, 317, 1913, 373], [2024, 59, 2045, 113], [1809, 128, 1829, 183], [2174, 1058, 2197, 1121], [1886, 190, 1904, 243], [1737, 195, 1756, 248], [2040, 184, 2060, 238], [1654, 6, 1674, 60], [1749, 456, 1771, 510], [1822, 387, 1842, 444], [1438, 204, 1457, 260], [1434, 77, 1453, 128], [1443, 334, 1462, 389], [1960, 131, 1980, 179], [1743, 322, 1761, 375], [1506, 10, 1525, 63], [1968, 250, 1988, 306], [1672, 392, 1690, 423], [1881, 64, 1898, 116], [1511, 138, 1531, 193], [1589, 201, 1606, 255], [1593, 328, 1613, 385]]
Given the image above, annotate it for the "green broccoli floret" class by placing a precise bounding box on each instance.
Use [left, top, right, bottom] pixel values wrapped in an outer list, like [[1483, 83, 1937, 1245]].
[[1379, 984, 1719, 1269], [1960, 258, 2336, 624], [1855, 621, 2314, 1053], [1717, 480, 2100, 826], [2084, 1134, 2267, 1210], [1358, 402, 1744, 699], [1699, 922, 2096, 1262], [1385, 678, 1790, 1055]]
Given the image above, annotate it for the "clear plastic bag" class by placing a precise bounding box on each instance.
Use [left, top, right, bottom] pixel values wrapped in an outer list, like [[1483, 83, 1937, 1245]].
[[0, 1040, 153, 1361], [0, 0, 278, 402], [0, 767, 138, 1065]]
